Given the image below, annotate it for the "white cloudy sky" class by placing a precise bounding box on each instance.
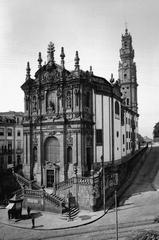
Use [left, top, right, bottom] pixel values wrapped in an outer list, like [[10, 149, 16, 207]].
[[0, 0, 159, 138]]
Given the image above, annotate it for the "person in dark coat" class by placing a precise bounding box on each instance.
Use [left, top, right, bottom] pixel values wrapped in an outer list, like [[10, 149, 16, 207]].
[[31, 216, 35, 228], [27, 206, 31, 217]]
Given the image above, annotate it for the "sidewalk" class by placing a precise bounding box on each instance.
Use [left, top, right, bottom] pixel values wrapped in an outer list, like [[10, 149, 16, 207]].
[[0, 207, 104, 230]]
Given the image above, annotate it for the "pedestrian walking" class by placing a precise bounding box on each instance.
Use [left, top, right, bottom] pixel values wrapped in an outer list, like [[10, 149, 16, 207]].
[[31, 216, 35, 228], [27, 206, 31, 217]]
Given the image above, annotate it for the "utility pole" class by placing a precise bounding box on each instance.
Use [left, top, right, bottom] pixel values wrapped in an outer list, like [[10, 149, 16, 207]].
[[38, 52, 43, 186], [101, 94, 106, 213], [115, 188, 118, 240], [73, 163, 78, 206]]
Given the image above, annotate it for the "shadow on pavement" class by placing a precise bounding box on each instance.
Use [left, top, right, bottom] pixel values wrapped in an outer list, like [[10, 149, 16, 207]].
[[15, 212, 42, 223], [119, 146, 159, 206], [33, 225, 44, 229], [79, 215, 93, 220]]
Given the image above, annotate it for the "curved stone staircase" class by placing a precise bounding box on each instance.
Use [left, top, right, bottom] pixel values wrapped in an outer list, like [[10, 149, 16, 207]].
[[12, 172, 66, 213]]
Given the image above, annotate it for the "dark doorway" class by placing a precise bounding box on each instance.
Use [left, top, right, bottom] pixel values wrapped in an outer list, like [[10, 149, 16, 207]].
[[47, 170, 54, 188]]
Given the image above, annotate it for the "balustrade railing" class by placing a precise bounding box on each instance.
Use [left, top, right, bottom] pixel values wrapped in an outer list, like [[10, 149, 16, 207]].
[[56, 175, 98, 191], [23, 188, 63, 208], [12, 188, 23, 198], [44, 191, 63, 207], [24, 189, 43, 198], [15, 173, 31, 187], [77, 176, 93, 185], [56, 177, 74, 190]]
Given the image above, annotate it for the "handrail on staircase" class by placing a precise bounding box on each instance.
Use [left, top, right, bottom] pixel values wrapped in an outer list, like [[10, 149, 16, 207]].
[[56, 175, 99, 191], [14, 173, 31, 187]]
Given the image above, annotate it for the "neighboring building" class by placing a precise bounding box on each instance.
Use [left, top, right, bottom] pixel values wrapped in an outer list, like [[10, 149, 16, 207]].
[[143, 136, 152, 145], [0, 111, 24, 171], [21, 28, 139, 189], [153, 122, 159, 142]]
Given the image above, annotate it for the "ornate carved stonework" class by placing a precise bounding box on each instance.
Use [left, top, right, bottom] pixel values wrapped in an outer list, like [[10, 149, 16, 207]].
[[66, 113, 73, 120], [33, 135, 38, 146], [43, 70, 61, 83], [66, 134, 73, 146], [66, 90, 72, 109], [48, 131, 56, 136], [46, 161, 54, 168], [86, 135, 92, 146], [57, 87, 62, 98], [74, 88, 80, 95], [74, 112, 80, 118]]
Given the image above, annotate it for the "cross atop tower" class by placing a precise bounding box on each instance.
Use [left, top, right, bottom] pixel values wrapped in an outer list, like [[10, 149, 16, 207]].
[[125, 21, 128, 34]]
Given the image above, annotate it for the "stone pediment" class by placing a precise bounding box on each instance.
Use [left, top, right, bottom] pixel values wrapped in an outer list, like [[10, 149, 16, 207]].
[[42, 69, 61, 83], [35, 64, 70, 84]]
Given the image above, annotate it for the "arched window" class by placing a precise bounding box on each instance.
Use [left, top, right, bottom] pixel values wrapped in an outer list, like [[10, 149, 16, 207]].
[[8, 128, 12, 137], [67, 146, 72, 164], [124, 73, 127, 79], [45, 137, 60, 163], [115, 101, 119, 115]]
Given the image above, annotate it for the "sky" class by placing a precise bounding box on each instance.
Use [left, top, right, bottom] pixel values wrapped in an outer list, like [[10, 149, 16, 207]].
[[0, 0, 159, 138]]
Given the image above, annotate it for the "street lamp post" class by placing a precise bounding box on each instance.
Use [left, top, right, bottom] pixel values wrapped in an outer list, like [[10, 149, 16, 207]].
[[101, 155, 106, 213], [73, 163, 78, 206]]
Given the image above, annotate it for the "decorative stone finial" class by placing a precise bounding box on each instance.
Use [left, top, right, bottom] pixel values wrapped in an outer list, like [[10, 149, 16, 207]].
[[47, 42, 55, 63], [110, 73, 114, 84], [74, 51, 80, 71], [90, 66, 93, 75], [38, 52, 43, 69], [60, 47, 65, 69], [26, 62, 31, 81]]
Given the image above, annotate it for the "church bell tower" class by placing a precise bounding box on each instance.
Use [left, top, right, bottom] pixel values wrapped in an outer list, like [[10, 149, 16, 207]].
[[118, 28, 138, 113]]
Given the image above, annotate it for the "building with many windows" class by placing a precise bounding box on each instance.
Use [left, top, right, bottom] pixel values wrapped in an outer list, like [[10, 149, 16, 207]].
[[21, 28, 139, 192], [0, 111, 24, 171]]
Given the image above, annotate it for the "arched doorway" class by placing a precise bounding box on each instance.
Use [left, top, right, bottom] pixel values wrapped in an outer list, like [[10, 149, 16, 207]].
[[44, 137, 60, 188]]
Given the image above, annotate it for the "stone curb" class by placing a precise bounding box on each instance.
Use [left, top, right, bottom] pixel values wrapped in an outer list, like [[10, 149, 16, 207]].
[[0, 210, 108, 231]]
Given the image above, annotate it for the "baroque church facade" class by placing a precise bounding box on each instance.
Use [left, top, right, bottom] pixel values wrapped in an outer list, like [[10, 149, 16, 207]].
[[21, 29, 139, 189]]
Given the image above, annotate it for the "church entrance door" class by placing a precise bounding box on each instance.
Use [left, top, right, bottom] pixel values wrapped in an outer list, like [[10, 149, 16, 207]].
[[47, 169, 54, 188]]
